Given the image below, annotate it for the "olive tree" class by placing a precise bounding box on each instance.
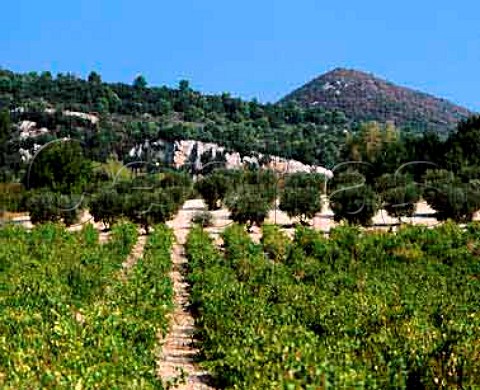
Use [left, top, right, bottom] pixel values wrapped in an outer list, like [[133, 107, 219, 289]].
[[225, 185, 273, 231], [195, 173, 229, 210], [329, 171, 380, 226], [375, 173, 420, 222], [89, 189, 122, 230], [26, 190, 80, 226], [279, 173, 325, 224]]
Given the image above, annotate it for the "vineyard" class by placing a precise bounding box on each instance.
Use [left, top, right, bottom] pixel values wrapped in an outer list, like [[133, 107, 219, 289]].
[[1, 200, 480, 389], [0, 222, 173, 389], [2, 11, 480, 390], [186, 222, 480, 389]]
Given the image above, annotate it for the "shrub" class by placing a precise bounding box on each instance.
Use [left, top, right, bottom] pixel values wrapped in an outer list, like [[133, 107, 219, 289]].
[[382, 185, 420, 219], [123, 190, 175, 234], [261, 224, 290, 262], [192, 211, 213, 227], [23, 140, 92, 194], [0, 183, 26, 213], [240, 169, 278, 204], [421, 169, 480, 222], [110, 174, 191, 232], [424, 183, 480, 222], [160, 171, 193, 189]]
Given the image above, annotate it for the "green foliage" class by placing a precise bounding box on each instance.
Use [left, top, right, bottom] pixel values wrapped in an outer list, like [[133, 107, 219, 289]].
[[445, 115, 480, 169], [98, 156, 133, 181], [4, 67, 480, 237], [87, 71, 102, 85], [0, 182, 26, 213], [422, 169, 480, 222], [328, 169, 366, 191], [382, 184, 420, 219], [89, 188, 122, 229], [160, 171, 193, 189], [93, 171, 192, 233], [222, 170, 278, 230], [0, 109, 15, 180], [424, 183, 480, 222], [340, 121, 412, 181], [330, 171, 380, 225], [239, 169, 278, 203], [375, 173, 420, 219], [260, 224, 291, 262], [0, 68, 349, 170], [24, 141, 92, 194], [0, 222, 173, 388], [191, 211, 213, 227], [26, 190, 80, 226], [186, 223, 480, 389], [195, 173, 228, 210], [0, 110, 10, 162], [225, 186, 272, 230], [123, 190, 174, 234], [1, 67, 477, 184], [457, 165, 480, 182], [279, 173, 325, 223], [423, 169, 457, 186], [133, 74, 148, 89]]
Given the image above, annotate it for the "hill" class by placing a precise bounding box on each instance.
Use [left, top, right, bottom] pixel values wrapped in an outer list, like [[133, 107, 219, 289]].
[[0, 69, 348, 172], [280, 68, 473, 134], [0, 68, 476, 181]]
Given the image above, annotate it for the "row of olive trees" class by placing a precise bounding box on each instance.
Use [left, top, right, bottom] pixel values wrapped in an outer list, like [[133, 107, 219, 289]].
[[26, 173, 192, 233], [89, 174, 191, 233], [14, 137, 480, 231], [194, 168, 480, 229], [330, 169, 480, 225], [194, 170, 370, 229], [195, 170, 329, 229], [20, 140, 192, 232]]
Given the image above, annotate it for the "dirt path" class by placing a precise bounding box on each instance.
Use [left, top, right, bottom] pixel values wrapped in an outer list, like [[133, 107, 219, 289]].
[[157, 199, 215, 389], [202, 198, 443, 245], [98, 231, 111, 244], [204, 204, 232, 247], [121, 233, 147, 274]]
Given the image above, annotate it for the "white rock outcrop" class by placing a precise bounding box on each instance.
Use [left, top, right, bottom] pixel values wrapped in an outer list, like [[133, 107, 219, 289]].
[[18, 121, 49, 139], [168, 139, 333, 177], [64, 110, 99, 125]]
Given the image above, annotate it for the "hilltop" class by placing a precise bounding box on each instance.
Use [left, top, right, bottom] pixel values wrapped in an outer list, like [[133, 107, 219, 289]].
[[280, 68, 473, 134]]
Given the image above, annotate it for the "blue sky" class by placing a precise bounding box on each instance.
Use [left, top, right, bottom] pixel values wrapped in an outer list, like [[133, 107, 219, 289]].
[[1, 0, 479, 110]]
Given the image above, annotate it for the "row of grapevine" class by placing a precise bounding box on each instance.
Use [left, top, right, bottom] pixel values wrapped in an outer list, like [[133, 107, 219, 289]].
[[0, 222, 174, 389], [185, 222, 480, 389], [185, 225, 325, 389]]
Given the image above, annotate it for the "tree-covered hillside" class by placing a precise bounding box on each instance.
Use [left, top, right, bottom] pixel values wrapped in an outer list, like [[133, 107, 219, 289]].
[[1, 67, 479, 202], [0, 68, 349, 175]]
